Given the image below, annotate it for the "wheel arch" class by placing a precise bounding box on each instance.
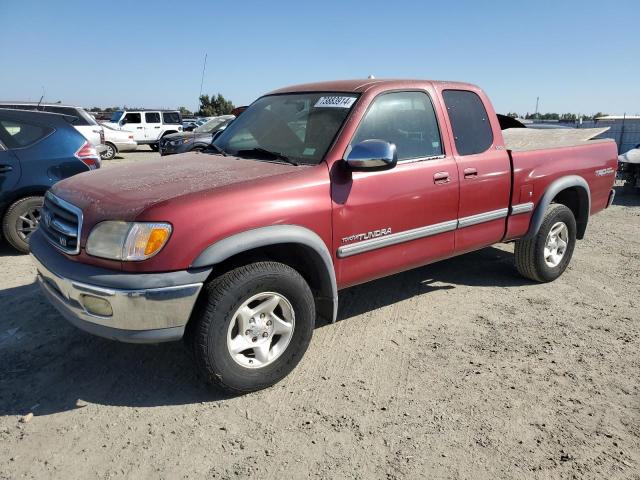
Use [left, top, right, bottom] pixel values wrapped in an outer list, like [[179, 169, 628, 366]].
[[105, 141, 118, 153], [525, 175, 591, 240], [191, 225, 338, 324]]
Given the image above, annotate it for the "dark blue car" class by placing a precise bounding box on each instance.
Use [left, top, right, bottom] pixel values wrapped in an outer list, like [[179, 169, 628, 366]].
[[0, 109, 100, 253]]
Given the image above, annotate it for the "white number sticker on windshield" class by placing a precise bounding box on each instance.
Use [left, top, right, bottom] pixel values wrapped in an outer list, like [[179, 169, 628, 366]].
[[314, 96, 357, 108]]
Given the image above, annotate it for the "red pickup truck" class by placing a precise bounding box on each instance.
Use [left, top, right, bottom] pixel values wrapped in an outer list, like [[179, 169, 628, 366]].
[[30, 79, 617, 393]]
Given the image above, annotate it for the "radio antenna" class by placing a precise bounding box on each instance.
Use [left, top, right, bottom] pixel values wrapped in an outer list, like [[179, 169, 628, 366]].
[[198, 53, 208, 114]]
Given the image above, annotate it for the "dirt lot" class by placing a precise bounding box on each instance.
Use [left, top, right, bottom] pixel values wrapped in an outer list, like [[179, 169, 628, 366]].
[[1, 149, 638, 479]]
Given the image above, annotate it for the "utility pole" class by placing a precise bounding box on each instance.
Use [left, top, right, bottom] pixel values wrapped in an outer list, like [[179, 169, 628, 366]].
[[534, 96, 539, 122], [198, 53, 208, 114]]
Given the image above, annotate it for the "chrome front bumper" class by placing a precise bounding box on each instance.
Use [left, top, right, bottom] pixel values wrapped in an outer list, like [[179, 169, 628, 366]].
[[31, 254, 203, 343]]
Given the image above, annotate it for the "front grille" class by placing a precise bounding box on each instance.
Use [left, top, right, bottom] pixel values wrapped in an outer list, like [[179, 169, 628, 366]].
[[40, 192, 83, 254]]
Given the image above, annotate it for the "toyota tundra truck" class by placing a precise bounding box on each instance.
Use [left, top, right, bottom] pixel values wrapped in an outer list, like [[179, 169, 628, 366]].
[[29, 79, 618, 393]]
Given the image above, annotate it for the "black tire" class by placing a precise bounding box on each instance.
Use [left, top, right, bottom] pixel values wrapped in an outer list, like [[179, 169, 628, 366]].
[[149, 143, 159, 152], [189, 261, 315, 393], [101, 142, 117, 160], [2, 196, 44, 253], [514, 204, 577, 282]]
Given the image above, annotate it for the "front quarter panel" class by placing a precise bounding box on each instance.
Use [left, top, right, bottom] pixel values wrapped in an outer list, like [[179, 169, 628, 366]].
[[122, 163, 333, 272]]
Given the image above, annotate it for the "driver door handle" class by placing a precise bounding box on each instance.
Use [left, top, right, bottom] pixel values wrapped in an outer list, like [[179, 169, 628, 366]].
[[433, 171, 450, 184], [0, 164, 12, 173]]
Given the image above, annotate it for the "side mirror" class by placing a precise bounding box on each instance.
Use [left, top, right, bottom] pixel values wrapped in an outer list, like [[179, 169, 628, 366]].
[[119, 118, 127, 126], [345, 140, 397, 171]]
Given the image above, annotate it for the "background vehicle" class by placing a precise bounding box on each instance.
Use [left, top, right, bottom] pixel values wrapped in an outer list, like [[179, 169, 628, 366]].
[[618, 143, 640, 191], [0, 102, 107, 154], [159, 115, 234, 155], [183, 118, 212, 132], [30, 79, 617, 393], [101, 124, 137, 160], [103, 109, 182, 151], [0, 109, 100, 252]]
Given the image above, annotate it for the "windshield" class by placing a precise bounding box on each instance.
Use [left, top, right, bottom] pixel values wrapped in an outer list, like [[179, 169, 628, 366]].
[[110, 111, 124, 123], [212, 92, 358, 164], [194, 116, 232, 133]]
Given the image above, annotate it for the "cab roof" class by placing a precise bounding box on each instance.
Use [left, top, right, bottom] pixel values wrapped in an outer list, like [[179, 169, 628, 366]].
[[268, 79, 480, 95]]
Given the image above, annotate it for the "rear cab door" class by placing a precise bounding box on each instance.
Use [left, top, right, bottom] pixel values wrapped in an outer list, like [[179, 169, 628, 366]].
[[0, 122, 21, 199], [435, 85, 511, 253], [144, 112, 162, 141], [331, 87, 460, 288]]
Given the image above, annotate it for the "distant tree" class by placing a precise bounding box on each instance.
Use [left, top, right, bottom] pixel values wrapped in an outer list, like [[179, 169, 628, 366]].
[[178, 106, 193, 116], [90, 107, 103, 112], [593, 112, 608, 119], [505, 112, 520, 118], [197, 93, 235, 116]]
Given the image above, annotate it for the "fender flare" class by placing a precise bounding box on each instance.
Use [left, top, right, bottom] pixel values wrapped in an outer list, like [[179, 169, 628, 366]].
[[524, 175, 591, 240], [191, 225, 338, 322]]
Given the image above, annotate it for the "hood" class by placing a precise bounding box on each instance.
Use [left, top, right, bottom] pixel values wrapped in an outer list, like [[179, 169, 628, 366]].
[[51, 152, 300, 222]]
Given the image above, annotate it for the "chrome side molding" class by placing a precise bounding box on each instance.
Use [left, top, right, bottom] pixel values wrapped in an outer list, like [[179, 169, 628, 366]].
[[457, 208, 509, 228], [338, 205, 534, 258], [510, 202, 534, 215], [337, 220, 457, 258]]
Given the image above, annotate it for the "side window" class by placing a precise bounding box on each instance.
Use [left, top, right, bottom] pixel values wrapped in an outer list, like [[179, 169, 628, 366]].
[[162, 112, 181, 124], [124, 112, 141, 124], [145, 112, 160, 123], [0, 120, 53, 148], [350, 91, 442, 161], [442, 90, 493, 155]]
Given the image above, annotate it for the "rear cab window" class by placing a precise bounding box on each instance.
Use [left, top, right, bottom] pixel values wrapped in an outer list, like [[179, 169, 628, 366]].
[[162, 112, 181, 124], [442, 90, 493, 155], [0, 120, 54, 148]]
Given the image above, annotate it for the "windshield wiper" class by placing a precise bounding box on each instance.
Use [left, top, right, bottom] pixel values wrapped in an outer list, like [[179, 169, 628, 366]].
[[237, 148, 299, 166]]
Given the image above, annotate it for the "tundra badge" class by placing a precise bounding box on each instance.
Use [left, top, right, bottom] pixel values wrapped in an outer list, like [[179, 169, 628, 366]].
[[342, 228, 392, 244]]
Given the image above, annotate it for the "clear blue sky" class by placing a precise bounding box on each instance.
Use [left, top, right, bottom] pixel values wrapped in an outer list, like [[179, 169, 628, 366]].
[[1, 0, 638, 116]]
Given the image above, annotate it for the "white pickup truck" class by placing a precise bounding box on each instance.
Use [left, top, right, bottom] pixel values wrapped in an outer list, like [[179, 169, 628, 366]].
[[103, 110, 183, 151]]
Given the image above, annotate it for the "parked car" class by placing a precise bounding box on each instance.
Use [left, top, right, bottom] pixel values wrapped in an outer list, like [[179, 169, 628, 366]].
[[0, 102, 107, 155], [103, 110, 182, 151], [159, 115, 234, 156], [182, 120, 198, 131], [100, 124, 137, 160], [0, 108, 100, 252], [30, 79, 617, 393], [183, 118, 211, 132], [617, 144, 640, 191]]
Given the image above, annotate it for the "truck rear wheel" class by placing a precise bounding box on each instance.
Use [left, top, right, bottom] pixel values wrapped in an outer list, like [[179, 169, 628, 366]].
[[188, 261, 315, 393], [514, 203, 576, 282]]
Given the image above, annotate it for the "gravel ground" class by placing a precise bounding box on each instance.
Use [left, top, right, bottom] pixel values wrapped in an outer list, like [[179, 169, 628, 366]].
[[0, 149, 638, 479]]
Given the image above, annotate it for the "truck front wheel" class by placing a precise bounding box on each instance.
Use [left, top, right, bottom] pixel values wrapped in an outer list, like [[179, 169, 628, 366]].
[[514, 203, 577, 282], [188, 261, 315, 393]]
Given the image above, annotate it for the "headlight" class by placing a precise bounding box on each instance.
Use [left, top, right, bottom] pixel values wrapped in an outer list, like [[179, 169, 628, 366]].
[[86, 221, 172, 261]]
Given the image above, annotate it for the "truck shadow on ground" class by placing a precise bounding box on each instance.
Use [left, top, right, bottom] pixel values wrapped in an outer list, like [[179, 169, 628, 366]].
[[0, 246, 526, 416]]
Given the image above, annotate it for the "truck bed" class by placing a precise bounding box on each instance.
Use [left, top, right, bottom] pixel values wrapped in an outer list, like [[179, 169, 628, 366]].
[[503, 127, 611, 152]]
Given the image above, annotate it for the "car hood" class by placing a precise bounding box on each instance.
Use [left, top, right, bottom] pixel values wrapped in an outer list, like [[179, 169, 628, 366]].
[[51, 152, 300, 222]]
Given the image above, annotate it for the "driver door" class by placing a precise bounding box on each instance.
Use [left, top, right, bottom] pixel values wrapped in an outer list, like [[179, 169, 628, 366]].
[[331, 90, 459, 288]]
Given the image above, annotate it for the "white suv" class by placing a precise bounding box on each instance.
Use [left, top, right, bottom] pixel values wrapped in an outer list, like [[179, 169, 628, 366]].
[[104, 110, 183, 150]]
